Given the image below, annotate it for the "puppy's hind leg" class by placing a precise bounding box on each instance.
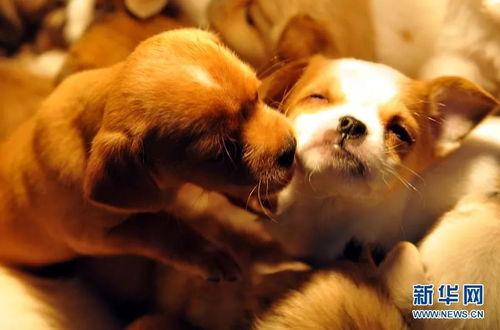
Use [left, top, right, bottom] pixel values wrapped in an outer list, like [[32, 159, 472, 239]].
[[102, 212, 241, 282]]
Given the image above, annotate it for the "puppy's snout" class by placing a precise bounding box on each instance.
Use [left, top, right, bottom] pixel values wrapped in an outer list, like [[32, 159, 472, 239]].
[[277, 136, 296, 168], [338, 116, 367, 139]]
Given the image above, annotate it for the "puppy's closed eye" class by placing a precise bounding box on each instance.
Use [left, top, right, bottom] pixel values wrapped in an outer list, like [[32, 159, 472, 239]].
[[387, 120, 414, 145], [305, 93, 329, 101], [299, 93, 333, 106]]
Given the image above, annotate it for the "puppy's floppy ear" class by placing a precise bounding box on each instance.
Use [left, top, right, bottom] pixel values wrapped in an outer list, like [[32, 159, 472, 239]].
[[378, 242, 426, 316], [84, 130, 163, 212], [258, 58, 310, 111], [276, 15, 333, 62], [426, 76, 499, 156]]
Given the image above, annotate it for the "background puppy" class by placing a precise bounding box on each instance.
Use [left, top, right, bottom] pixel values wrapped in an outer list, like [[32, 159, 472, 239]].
[[256, 55, 498, 265], [208, 0, 447, 77], [0, 263, 118, 330], [420, 0, 500, 97], [0, 57, 53, 140], [413, 190, 500, 329], [0, 29, 296, 282], [58, 10, 183, 80], [255, 244, 412, 330], [371, 191, 500, 329]]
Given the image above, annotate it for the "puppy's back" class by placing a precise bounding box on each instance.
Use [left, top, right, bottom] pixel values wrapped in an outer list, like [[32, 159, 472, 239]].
[[256, 265, 407, 330]]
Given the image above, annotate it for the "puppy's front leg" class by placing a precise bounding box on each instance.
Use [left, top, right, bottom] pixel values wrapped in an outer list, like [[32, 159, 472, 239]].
[[104, 212, 241, 282]]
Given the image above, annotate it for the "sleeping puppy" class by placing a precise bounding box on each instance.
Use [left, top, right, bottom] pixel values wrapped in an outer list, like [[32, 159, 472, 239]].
[[0, 29, 296, 282], [256, 55, 498, 266], [208, 0, 447, 77]]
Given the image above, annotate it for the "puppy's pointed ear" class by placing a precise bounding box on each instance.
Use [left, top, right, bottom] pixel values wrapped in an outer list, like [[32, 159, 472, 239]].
[[427, 76, 499, 156], [378, 242, 426, 316], [124, 0, 168, 19], [258, 58, 310, 110], [84, 131, 163, 212], [276, 15, 333, 62]]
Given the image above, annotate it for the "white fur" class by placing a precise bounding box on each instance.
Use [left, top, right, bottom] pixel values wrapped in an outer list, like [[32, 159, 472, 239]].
[[184, 65, 219, 88], [372, 0, 448, 77], [64, 0, 96, 44], [0, 265, 118, 330], [420, 0, 500, 96], [125, 0, 168, 19], [413, 193, 500, 329]]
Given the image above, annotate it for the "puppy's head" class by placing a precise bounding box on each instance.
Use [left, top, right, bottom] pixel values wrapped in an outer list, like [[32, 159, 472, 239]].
[[83, 29, 296, 212], [262, 56, 498, 202]]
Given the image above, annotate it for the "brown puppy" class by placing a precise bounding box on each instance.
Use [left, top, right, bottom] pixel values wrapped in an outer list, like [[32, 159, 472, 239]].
[[0, 29, 296, 282]]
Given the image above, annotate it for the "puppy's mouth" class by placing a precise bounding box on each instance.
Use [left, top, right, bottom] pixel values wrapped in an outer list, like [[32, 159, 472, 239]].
[[301, 142, 366, 177], [329, 148, 366, 177]]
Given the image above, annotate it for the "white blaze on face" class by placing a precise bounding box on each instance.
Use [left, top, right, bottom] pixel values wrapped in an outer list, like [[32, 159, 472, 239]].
[[184, 65, 220, 88]]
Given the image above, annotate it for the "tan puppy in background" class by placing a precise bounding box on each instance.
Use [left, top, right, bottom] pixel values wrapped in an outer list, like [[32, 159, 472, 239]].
[[58, 6, 184, 80], [256, 244, 415, 330], [208, 0, 447, 77], [0, 58, 53, 140], [0, 29, 296, 282]]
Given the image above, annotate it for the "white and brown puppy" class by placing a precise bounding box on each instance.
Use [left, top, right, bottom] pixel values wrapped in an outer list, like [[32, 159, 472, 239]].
[[257, 55, 499, 266], [208, 0, 447, 77], [0, 29, 296, 282]]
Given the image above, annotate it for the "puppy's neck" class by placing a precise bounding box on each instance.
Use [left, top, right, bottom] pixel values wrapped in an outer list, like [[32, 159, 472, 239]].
[[268, 175, 408, 262]]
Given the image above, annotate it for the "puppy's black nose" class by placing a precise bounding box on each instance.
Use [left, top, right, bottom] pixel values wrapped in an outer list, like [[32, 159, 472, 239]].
[[277, 137, 296, 168], [338, 116, 367, 139]]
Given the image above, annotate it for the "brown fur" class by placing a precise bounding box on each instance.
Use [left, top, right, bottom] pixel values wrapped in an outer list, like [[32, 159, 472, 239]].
[[58, 10, 184, 81], [256, 264, 407, 330], [129, 245, 410, 330], [0, 29, 296, 282]]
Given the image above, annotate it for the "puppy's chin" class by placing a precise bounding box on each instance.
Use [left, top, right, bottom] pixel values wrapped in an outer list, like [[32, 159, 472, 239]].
[[298, 146, 387, 200]]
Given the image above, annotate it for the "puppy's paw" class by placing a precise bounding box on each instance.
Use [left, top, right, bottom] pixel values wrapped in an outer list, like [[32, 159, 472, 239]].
[[196, 248, 241, 282]]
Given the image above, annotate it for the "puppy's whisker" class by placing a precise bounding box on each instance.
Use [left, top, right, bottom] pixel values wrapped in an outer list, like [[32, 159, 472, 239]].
[[258, 179, 278, 223], [256, 55, 283, 79], [391, 170, 418, 192], [245, 184, 259, 210], [280, 85, 298, 115], [397, 163, 425, 183], [221, 135, 236, 167]]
